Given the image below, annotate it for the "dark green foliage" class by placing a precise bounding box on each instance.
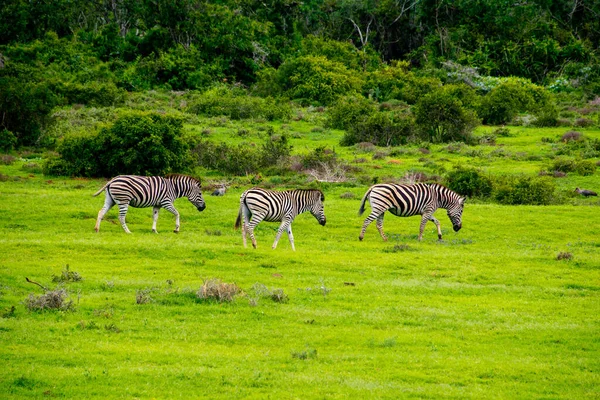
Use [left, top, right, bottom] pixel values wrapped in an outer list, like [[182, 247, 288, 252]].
[[325, 95, 376, 130], [478, 78, 555, 125], [272, 56, 364, 105], [188, 86, 291, 121], [364, 61, 442, 104], [0, 129, 17, 152], [495, 176, 556, 205], [341, 111, 415, 147], [414, 90, 479, 143], [45, 112, 191, 177], [193, 134, 292, 176], [574, 160, 597, 176], [445, 168, 493, 198], [0, 77, 58, 146], [301, 146, 338, 169]]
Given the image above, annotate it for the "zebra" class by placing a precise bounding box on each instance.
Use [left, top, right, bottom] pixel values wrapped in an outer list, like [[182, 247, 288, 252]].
[[234, 188, 326, 251], [358, 183, 465, 241], [93, 174, 206, 233]]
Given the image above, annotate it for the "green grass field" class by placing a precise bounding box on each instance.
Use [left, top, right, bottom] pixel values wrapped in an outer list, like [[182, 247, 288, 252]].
[[1, 123, 600, 398]]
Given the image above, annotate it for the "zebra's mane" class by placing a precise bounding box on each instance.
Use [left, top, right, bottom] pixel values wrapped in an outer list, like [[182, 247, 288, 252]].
[[165, 174, 201, 186]]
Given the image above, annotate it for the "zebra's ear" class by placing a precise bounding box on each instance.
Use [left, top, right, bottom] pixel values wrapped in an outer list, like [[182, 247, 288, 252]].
[[460, 197, 466, 204]]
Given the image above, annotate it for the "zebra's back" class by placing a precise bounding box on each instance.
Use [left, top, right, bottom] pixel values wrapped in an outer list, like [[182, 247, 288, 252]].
[[107, 175, 173, 208], [366, 183, 434, 216], [242, 188, 290, 222]]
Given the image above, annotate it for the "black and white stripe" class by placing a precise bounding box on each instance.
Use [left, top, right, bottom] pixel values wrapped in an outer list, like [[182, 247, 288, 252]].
[[358, 183, 465, 241], [93, 174, 206, 233], [235, 188, 326, 250]]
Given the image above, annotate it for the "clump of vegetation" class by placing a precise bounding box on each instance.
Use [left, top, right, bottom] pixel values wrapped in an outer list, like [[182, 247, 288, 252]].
[[52, 265, 82, 283], [0, 155, 17, 165], [0, 129, 18, 152], [325, 95, 376, 130], [556, 252, 573, 261], [45, 112, 191, 177], [249, 283, 289, 306], [197, 279, 241, 303], [341, 110, 414, 147], [561, 131, 583, 142], [494, 176, 556, 205], [24, 288, 75, 312], [136, 289, 154, 305], [291, 345, 318, 360], [445, 167, 493, 198], [383, 243, 414, 253]]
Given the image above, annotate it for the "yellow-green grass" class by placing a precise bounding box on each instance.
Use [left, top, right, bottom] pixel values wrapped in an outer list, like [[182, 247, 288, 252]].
[[0, 164, 599, 398]]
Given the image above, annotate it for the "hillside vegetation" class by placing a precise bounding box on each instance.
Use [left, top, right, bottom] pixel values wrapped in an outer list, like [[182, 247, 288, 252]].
[[1, 0, 599, 398]]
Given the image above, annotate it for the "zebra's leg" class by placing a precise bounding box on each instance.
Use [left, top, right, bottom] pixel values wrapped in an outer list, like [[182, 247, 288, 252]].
[[162, 204, 181, 233], [429, 216, 442, 240], [246, 213, 266, 249], [286, 225, 295, 251], [359, 211, 382, 241], [151, 206, 160, 233], [272, 219, 292, 250], [418, 213, 434, 241], [117, 203, 132, 234], [95, 193, 115, 232], [375, 214, 388, 241], [241, 206, 251, 248]]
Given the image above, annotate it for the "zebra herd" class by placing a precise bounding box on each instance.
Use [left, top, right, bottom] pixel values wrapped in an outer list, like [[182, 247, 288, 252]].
[[93, 174, 465, 249]]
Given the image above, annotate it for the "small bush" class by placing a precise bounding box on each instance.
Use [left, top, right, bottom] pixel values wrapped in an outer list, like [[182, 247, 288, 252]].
[[575, 160, 597, 176], [561, 131, 583, 142], [494, 176, 556, 205], [574, 118, 595, 128], [492, 127, 512, 137], [52, 265, 82, 283], [291, 345, 318, 360], [197, 279, 241, 303], [24, 289, 75, 312], [341, 111, 415, 147], [339, 192, 356, 199], [0, 154, 17, 165], [445, 167, 493, 198], [325, 95, 376, 130], [551, 157, 577, 173], [136, 289, 153, 305], [0, 129, 18, 152], [414, 89, 479, 143], [556, 252, 573, 261]]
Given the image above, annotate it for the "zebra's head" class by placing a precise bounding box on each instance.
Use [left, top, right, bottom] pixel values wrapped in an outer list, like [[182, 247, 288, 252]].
[[447, 196, 465, 232], [186, 178, 206, 212], [309, 191, 326, 226]]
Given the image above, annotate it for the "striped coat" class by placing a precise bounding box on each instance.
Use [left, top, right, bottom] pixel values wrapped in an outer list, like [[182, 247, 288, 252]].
[[358, 183, 465, 241], [93, 174, 205, 233], [235, 188, 326, 250]]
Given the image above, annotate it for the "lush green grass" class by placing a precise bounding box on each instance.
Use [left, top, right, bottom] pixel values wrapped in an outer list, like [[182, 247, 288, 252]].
[[1, 156, 599, 398]]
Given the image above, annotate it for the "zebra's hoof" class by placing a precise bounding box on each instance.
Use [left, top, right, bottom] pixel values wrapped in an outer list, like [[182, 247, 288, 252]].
[[173, 230, 179, 234], [358, 236, 363, 241]]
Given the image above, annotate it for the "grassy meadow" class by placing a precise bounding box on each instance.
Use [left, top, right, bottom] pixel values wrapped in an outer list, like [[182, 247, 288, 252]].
[[1, 119, 600, 398]]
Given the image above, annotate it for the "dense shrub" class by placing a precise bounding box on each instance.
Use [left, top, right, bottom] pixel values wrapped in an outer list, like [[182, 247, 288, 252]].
[[272, 55, 364, 105], [414, 90, 479, 143], [445, 167, 493, 198], [57, 81, 126, 107], [478, 78, 555, 125], [364, 61, 441, 103], [300, 146, 338, 169], [45, 112, 191, 177], [0, 129, 18, 152], [341, 111, 415, 147], [495, 176, 556, 205], [0, 77, 59, 146], [187, 85, 291, 121], [550, 157, 577, 173], [575, 160, 597, 176], [325, 95, 376, 130]]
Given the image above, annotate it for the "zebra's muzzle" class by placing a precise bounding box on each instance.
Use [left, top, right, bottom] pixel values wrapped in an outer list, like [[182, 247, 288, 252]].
[[197, 204, 206, 212], [319, 219, 326, 226], [453, 224, 461, 232]]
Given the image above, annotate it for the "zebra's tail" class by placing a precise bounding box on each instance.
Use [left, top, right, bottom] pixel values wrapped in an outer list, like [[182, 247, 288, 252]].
[[92, 180, 112, 197], [358, 187, 372, 216], [234, 196, 246, 230]]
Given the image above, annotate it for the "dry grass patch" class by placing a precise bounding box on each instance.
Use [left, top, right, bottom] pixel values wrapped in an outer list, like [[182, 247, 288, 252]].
[[197, 279, 241, 303]]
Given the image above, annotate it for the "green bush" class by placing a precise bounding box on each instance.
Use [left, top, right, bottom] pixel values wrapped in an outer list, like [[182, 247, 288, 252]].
[[364, 61, 442, 104], [325, 95, 376, 130], [495, 176, 556, 205], [341, 110, 415, 147], [575, 160, 597, 176], [478, 78, 555, 125], [414, 89, 479, 143], [445, 167, 493, 198], [188, 85, 291, 121], [0, 77, 59, 146], [550, 157, 577, 173], [273, 55, 364, 105], [301, 146, 338, 169], [58, 81, 126, 107], [46, 112, 191, 177], [0, 129, 18, 152]]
